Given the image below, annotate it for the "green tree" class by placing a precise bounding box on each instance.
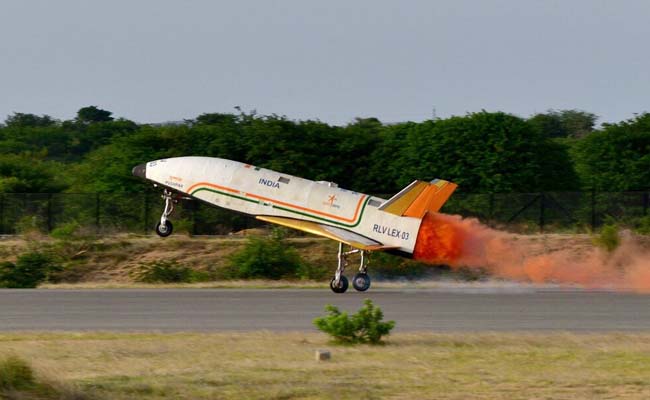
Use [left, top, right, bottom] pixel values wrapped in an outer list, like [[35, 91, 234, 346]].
[[193, 112, 239, 126], [242, 115, 344, 183], [366, 122, 415, 194], [336, 118, 383, 192], [69, 124, 190, 193], [76, 106, 114, 124], [528, 112, 566, 138], [400, 112, 577, 193], [4, 112, 57, 128], [0, 154, 67, 193], [0, 125, 74, 160], [559, 109, 597, 138], [536, 139, 580, 190], [71, 118, 139, 157], [528, 109, 597, 138], [574, 113, 650, 191]]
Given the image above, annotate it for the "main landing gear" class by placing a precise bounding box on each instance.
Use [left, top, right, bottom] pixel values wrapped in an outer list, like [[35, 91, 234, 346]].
[[330, 242, 371, 294], [155, 189, 177, 237]]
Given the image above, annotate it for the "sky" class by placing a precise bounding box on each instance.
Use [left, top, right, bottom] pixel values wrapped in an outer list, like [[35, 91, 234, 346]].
[[1, 0, 649, 125]]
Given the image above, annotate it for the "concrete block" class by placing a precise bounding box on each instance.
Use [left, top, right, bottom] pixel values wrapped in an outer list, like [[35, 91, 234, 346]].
[[315, 349, 331, 361]]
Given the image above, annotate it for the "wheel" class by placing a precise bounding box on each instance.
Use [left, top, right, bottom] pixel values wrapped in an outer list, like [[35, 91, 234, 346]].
[[155, 220, 173, 237], [330, 276, 349, 293], [352, 273, 371, 292]]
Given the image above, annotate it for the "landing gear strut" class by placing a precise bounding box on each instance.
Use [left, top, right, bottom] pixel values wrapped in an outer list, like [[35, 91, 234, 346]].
[[330, 243, 371, 293], [155, 189, 176, 237]]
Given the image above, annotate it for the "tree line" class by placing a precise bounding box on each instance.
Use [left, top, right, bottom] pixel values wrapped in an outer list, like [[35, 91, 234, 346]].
[[0, 106, 648, 195]]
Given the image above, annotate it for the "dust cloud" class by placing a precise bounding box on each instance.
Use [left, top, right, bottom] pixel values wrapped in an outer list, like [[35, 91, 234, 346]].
[[412, 212, 650, 292]]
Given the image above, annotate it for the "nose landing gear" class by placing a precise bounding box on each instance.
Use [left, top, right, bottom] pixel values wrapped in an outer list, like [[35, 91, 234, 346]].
[[155, 189, 177, 237], [330, 242, 371, 293]]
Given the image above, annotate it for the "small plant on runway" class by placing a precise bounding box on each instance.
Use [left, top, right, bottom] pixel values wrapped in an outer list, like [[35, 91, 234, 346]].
[[314, 299, 395, 344]]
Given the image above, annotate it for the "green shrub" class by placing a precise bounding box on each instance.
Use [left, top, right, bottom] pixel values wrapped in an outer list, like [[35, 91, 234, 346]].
[[0, 252, 61, 288], [172, 218, 194, 236], [313, 299, 395, 344], [50, 221, 86, 241], [370, 252, 429, 280], [227, 233, 303, 280], [0, 356, 36, 391], [49, 221, 96, 264], [635, 215, 650, 235], [295, 262, 328, 280], [593, 223, 620, 252], [135, 260, 207, 283], [14, 215, 44, 236]]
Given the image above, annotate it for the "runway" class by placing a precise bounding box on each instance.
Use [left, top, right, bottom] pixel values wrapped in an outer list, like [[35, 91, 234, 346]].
[[1, 288, 650, 332]]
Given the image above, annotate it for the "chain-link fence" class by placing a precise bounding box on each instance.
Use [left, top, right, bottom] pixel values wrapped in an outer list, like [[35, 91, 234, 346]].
[[1, 191, 648, 235], [442, 191, 650, 233]]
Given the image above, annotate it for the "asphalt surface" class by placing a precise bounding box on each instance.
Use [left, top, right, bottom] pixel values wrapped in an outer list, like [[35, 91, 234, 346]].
[[1, 288, 650, 332]]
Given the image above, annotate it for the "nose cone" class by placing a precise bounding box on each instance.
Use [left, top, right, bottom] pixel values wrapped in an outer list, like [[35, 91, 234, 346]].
[[132, 163, 147, 179]]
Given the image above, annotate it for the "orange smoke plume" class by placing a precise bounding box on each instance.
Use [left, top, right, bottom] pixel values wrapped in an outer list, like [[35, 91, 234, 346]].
[[413, 212, 650, 292]]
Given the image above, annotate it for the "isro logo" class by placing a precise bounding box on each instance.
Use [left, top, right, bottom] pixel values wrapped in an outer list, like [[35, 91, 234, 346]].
[[322, 194, 341, 209], [258, 178, 280, 188]]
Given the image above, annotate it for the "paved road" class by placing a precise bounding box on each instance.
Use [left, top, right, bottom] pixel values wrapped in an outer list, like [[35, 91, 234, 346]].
[[1, 288, 650, 332]]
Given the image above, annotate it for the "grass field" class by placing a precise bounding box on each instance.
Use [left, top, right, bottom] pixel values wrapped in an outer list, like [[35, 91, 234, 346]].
[[2, 332, 650, 399]]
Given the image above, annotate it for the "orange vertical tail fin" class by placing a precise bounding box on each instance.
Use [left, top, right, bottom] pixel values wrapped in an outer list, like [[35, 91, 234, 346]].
[[379, 179, 457, 218]]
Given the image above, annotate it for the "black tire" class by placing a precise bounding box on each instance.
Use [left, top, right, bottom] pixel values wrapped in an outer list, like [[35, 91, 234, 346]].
[[330, 276, 349, 293], [155, 220, 173, 237], [352, 273, 371, 292]]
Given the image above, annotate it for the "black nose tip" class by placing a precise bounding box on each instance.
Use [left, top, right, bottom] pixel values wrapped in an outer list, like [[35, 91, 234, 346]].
[[132, 163, 146, 179]]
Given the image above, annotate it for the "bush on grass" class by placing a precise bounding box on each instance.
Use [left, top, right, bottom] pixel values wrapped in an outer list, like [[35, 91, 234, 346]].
[[0, 355, 94, 399], [227, 231, 304, 280], [593, 223, 620, 252], [135, 260, 208, 283], [14, 215, 45, 236], [0, 356, 36, 391], [0, 252, 61, 288], [635, 215, 650, 235], [314, 299, 395, 344], [50, 221, 82, 241]]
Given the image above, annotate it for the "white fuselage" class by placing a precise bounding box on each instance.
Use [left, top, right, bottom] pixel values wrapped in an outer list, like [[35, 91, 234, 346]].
[[144, 157, 423, 253]]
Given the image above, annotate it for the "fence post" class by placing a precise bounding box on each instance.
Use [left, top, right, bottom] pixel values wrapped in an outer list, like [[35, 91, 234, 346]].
[[488, 193, 494, 227], [95, 193, 101, 233], [591, 189, 596, 231], [539, 193, 545, 233], [47, 193, 53, 233], [0, 194, 4, 234], [23, 193, 28, 234], [143, 193, 150, 234], [643, 192, 649, 216], [192, 201, 198, 236]]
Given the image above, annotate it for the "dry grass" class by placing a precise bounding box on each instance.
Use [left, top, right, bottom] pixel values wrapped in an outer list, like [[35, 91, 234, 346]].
[[37, 280, 561, 290], [38, 280, 328, 289], [0, 235, 339, 283], [2, 332, 650, 399], [1, 234, 617, 285]]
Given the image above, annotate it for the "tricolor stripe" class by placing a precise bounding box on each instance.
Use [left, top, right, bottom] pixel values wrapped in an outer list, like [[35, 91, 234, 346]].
[[186, 182, 369, 227]]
